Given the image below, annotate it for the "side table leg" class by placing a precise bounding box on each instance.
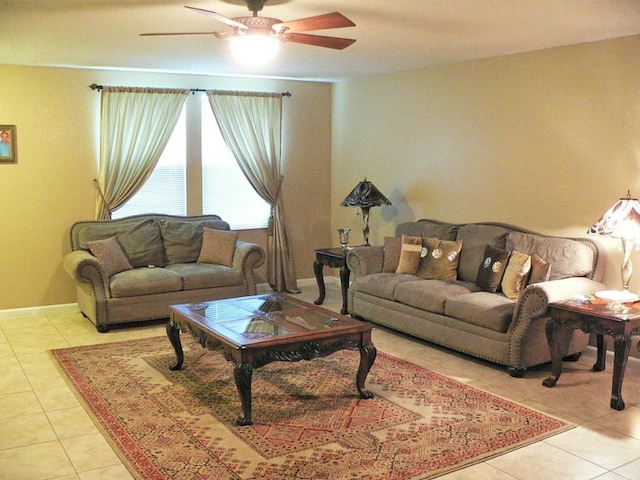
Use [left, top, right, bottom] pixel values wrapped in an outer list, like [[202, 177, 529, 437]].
[[542, 319, 573, 388], [593, 334, 606, 372], [610, 334, 631, 410], [339, 264, 350, 315], [166, 321, 184, 371], [356, 343, 377, 399], [313, 258, 326, 305], [234, 362, 254, 425]]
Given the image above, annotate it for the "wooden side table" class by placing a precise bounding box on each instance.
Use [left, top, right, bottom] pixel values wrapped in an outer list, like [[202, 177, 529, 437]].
[[313, 248, 350, 314], [542, 297, 640, 410]]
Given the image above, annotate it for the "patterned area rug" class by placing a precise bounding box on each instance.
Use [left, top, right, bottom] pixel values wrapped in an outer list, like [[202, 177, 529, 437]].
[[52, 336, 572, 479]]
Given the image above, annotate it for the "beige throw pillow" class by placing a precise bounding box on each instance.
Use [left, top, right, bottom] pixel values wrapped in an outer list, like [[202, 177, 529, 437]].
[[197, 228, 239, 267], [395, 235, 422, 274], [87, 236, 133, 277], [528, 253, 552, 285], [416, 237, 462, 280], [501, 250, 532, 299]]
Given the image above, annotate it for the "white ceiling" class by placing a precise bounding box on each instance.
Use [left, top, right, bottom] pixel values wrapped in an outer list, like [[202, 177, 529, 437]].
[[2, 0, 640, 82]]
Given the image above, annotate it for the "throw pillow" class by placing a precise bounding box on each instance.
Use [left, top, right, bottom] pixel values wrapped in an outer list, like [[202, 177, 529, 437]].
[[528, 253, 552, 285], [197, 228, 239, 267], [476, 244, 511, 293], [501, 250, 532, 299], [382, 236, 402, 273], [87, 236, 133, 277], [395, 234, 422, 274], [416, 237, 463, 281]]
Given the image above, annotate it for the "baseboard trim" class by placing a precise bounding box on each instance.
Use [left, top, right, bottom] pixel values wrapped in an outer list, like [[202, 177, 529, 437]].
[[0, 303, 79, 320]]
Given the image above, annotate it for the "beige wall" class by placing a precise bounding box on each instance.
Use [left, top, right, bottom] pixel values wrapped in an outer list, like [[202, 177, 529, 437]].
[[332, 34, 640, 293], [0, 65, 333, 309]]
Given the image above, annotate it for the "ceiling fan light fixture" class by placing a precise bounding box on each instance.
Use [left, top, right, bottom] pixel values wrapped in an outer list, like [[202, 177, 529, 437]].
[[229, 32, 280, 65]]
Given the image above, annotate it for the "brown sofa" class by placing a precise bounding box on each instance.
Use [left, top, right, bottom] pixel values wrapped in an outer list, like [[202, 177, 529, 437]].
[[64, 214, 265, 332], [347, 219, 606, 376]]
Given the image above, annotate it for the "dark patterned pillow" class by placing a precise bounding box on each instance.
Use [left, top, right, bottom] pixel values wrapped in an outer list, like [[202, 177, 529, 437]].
[[416, 238, 463, 280], [476, 245, 510, 292]]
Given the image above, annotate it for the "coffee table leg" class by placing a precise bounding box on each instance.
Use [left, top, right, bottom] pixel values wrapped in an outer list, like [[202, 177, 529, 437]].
[[166, 321, 184, 371], [357, 343, 377, 399], [234, 362, 253, 425]]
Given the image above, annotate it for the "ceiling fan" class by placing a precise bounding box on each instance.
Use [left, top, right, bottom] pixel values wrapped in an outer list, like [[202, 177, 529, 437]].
[[141, 0, 356, 50]]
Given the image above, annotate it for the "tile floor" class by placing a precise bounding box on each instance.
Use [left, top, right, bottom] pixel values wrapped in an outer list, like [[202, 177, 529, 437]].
[[2, 283, 640, 479]]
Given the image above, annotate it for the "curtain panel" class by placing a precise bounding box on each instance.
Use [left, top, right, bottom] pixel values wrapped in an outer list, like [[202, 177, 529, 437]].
[[207, 90, 299, 293], [94, 87, 189, 219]]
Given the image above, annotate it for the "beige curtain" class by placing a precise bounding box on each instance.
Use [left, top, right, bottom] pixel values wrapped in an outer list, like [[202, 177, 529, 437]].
[[207, 90, 299, 293], [94, 87, 189, 219]]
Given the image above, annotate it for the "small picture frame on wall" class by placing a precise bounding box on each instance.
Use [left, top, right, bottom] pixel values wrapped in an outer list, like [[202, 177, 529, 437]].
[[0, 125, 17, 164]]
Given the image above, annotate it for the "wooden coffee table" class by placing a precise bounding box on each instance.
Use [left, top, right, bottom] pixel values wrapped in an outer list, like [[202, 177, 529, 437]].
[[167, 294, 377, 425]]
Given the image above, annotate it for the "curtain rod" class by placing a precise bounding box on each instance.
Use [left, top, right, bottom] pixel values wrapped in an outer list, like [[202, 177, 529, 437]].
[[88, 84, 291, 97]]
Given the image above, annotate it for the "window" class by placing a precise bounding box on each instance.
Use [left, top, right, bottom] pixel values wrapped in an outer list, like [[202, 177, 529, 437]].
[[113, 94, 270, 229]]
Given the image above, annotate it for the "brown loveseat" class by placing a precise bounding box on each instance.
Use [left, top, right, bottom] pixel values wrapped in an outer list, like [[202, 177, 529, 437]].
[[347, 219, 606, 377], [64, 214, 265, 332]]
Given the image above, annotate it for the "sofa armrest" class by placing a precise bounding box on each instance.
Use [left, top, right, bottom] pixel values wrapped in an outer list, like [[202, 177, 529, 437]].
[[63, 250, 111, 299], [232, 240, 266, 295], [346, 246, 384, 277], [508, 277, 606, 365]]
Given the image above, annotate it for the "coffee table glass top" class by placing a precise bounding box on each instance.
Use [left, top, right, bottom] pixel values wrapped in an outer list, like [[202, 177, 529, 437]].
[[173, 294, 357, 344]]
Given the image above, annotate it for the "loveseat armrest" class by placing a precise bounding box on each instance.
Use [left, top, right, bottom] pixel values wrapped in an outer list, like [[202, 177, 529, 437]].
[[346, 246, 384, 277], [63, 250, 111, 298], [232, 240, 266, 295]]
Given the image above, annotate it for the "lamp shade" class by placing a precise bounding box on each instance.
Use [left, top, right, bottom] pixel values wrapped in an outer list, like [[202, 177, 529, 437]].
[[340, 178, 391, 246], [340, 178, 391, 208], [588, 191, 640, 240]]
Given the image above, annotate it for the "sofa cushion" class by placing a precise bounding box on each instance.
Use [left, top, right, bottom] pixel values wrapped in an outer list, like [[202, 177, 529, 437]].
[[501, 250, 532, 299], [116, 219, 165, 268], [78, 218, 165, 268], [444, 292, 515, 333], [396, 235, 423, 274], [395, 279, 480, 314], [166, 263, 243, 290], [416, 238, 463, 281], [109, 267, 182, 298], [197, 228, 238, 267], [476, 245, 510, 293], [352, 273, 419, 301], [456, 224, 509, 282], [396, 220, 458, 241], [87, 236, 133, 277], [160, 219, 230, 264], [528, 252, 552, 284], [506, 231, 593, 280], [382, 236, 402, 273]]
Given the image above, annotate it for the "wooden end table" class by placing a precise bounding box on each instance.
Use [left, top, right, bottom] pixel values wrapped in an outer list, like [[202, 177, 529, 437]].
[[542, 297, 640, 410], [313, 247, 350, 314], [167, 294, 376, 425]]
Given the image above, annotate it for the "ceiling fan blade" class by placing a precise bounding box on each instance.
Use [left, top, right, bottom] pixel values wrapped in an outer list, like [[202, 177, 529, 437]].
[[283, 32, 355, 50], [274, 12, 355, 32], [184, 5, 248, 30], [140, 31, 220, 36]]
